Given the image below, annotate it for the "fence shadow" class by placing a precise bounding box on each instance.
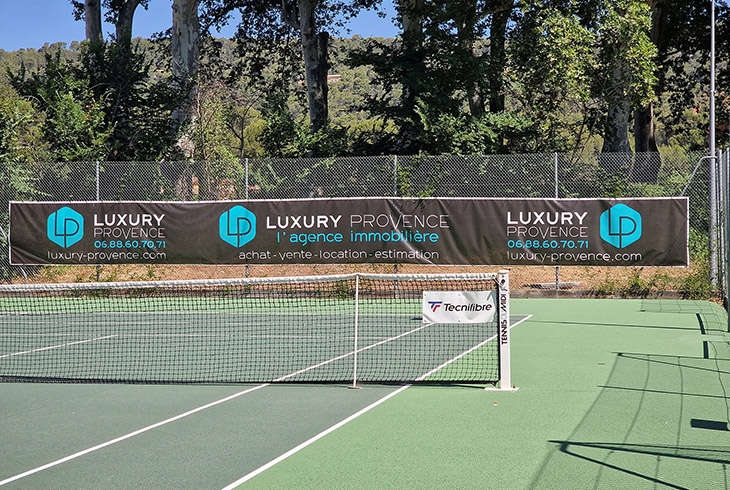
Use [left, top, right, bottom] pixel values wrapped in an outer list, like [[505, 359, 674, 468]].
[[529, 351, 730, 489]]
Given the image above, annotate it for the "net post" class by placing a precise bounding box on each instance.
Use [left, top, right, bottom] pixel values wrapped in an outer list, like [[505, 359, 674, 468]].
[[485, 270, 518, 392], [350, 274, 362, 389]]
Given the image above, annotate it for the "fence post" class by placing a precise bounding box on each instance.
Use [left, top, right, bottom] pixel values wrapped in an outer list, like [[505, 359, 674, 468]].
[[724, 149, 730, 333], [711, 151, 719, 287], [96, 161, 101, 282], [554, 152, 559, 198], [245, 158, 250, 278], [554, 153, 559, 293], [245, 158, 249, 200], [393, 155, 398, 197], [393, 155, 398, 275]]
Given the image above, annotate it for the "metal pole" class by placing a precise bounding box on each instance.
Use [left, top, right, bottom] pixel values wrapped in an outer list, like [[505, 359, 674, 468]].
[[725, 150, 730, 333], [393, 155, 398, 197], [555, 153, 560, 293], [244, 158, 249, 200], [554, 152, 559, 198], [393, 155, 399, 275], [710, 0, 718, 286], [96, 161, 101, 282], [245, 158, 250, 278], [351, 274, 361, 389], [95, 161, 100, 201]]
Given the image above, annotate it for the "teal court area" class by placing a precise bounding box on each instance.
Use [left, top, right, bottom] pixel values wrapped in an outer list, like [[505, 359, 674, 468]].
[[1, 298, 728, 489]]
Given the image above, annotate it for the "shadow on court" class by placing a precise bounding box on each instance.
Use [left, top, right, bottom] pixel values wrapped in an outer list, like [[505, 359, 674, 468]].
[[530, 347, 730, 489]]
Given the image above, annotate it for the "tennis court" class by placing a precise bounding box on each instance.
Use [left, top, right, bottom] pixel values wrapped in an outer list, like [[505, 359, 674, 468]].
[[1, 295, 727, 489]]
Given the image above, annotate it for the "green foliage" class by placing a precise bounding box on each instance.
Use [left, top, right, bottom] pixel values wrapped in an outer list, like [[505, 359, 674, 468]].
[[679, 259, 715, 300], [9, 40, 184, 162], [595, 0, 657, 107], [413, 103, 539, 155], [0, 85, 45, 162], [9, 50, 112, 161], [260, 92, 350, 158], [509, 7, 597, 152]]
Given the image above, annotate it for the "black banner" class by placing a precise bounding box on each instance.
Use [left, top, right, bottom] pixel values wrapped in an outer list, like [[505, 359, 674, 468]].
[[9, 197, 688, 266]]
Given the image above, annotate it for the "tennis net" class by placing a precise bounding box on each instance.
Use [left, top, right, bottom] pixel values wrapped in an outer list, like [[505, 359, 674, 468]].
[[0, 272, 511, 386]]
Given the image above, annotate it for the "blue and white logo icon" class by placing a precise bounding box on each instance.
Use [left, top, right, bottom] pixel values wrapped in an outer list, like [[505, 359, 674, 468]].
[[219, 205, 256, 247], [600, 204, 642, 248], [47, 206, 84, 248]]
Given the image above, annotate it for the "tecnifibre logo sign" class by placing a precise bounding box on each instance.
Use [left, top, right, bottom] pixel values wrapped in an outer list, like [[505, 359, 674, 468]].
[[428, 301, 443, 312], [219, 205, 256, 247], [599, 203, 642, 248], [423, 291, 496, 324], [47, 206, 84, 248]]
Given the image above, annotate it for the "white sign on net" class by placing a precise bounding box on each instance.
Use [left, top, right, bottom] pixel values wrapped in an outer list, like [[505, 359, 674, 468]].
[[422, 291, 497, 324]]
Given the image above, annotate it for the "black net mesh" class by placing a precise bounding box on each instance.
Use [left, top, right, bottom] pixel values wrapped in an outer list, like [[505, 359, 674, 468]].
[[0, 273, 502, 384]]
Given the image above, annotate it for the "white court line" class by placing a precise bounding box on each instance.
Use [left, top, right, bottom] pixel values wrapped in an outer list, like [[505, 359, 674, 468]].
[[0, 384, 271, 487], [416, 314, 533, 381], [0, 335, 118, 359], [220, 385, 411, 490], [0, 322, 429, 485], [220, 313, 532, 489], [0, 313, 531, 487], [274, 323, 432, 381]]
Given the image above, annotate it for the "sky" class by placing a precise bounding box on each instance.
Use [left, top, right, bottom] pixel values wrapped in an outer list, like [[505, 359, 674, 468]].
[[0, 0, 397, 51]]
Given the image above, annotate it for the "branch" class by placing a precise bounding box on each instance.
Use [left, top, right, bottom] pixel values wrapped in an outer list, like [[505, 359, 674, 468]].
[[280, 0, 299, 30]]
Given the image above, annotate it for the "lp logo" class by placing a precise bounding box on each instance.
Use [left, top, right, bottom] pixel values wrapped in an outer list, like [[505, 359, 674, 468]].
[[47, 207, 84, 248], [219, 206, 256, 247], [600, 204, 641, 248]]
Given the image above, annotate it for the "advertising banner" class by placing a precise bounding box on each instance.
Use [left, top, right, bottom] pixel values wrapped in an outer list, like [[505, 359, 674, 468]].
[[9, 197, 688, 266], [422, 291, 497, 324]]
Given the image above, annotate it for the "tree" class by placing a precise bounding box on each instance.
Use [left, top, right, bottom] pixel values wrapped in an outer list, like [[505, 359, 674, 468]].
[[597, 0, 656, 158], [509, 6, 597, 152], [487, 1, 513, 114], [280, 0, 330, 131], [172, 0, 201, 130], [85, 0, 104, 41], [9, 51, 113, 161], [71, 1, 149, 52], [203, 0, 378, 134]]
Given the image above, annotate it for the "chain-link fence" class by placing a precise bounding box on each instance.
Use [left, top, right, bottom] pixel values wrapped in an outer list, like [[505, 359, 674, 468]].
[[1, 150, 721, 298]]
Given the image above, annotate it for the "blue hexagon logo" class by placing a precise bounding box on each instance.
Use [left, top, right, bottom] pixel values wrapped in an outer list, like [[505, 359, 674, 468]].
[[600, 204, 641, 248], [47, 206, 84, 248], [219, 205, 256, 247]]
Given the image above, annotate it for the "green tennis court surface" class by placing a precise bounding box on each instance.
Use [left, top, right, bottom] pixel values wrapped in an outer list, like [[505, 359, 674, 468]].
[[1, 298, 728, 489]]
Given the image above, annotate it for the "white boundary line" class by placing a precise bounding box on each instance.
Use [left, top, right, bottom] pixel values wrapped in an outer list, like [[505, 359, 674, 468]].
[[0, 383, 271, 487], [0, 313, 531, 488], [415, 314, 533, 381], [220, 313, 532, 489], [0, 322, 429, 486], [274, 323, 431, 382], [220, 385, 411, 490], [0, 335, 118, 359]]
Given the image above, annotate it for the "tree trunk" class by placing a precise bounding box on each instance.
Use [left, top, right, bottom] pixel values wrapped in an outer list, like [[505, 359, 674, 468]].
[[115, 0, 141, 48], [632, 100, 661, 182], [457, 0, 485, 116], [601, 65, 632, 176], [488, 4, 510, 114], [397, 0, 425, 151], [632, 0, 665, 183], [171, 0, 200, 128], [84, 0, 103, 42], [171, 0, 201, 197], [297, 0, 328, 132]]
